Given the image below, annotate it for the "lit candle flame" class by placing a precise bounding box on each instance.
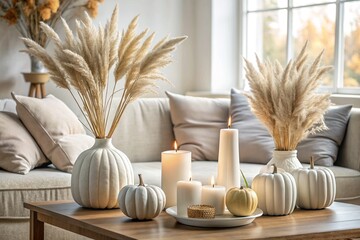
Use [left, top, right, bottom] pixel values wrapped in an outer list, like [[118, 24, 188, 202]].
[[211, 176, 215, 187], [174, 141, 178, 152], [227, 116, 232, 128]]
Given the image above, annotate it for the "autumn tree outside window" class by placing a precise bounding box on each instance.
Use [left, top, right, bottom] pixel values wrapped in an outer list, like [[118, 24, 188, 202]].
[[243, 0, 360, 94]]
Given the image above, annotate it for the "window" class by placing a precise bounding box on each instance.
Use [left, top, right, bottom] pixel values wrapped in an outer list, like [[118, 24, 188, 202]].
[[242, 0, 360, 94]]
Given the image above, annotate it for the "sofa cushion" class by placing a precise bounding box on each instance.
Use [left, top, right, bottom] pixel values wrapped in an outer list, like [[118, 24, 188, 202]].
[[0, 167, 72, 219], [0, 112, 49, 174], [337, 108, 360, 172], [297, 104, 352, 166], [0, 99, 16, 113], [113, 98, 175, 162], [11, 94, 94, 172], [231, 89, 352, 166], [166, 92, 229, 161], [131, 161, 262, 188], [131, 161, 360, 203], [230, 89, 274, 164], [326, 165, 360, 201]]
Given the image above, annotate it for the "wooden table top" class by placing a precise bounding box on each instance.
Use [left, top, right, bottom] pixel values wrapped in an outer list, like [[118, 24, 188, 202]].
[[24, 201, 360, 239]]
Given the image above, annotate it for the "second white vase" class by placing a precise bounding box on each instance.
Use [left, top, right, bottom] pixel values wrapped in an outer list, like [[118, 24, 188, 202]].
[[260, 150, 302, 173]]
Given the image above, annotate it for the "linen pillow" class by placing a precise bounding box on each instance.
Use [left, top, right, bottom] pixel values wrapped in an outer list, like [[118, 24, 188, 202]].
[[11, 93, 94, 172], [230, 89, 352, 166], [166, 92, 229, 161], [0, 111, 49, 174], [297, 104, 352, 166], [230, 89, 274, 164], [0, 99, 16, 113]]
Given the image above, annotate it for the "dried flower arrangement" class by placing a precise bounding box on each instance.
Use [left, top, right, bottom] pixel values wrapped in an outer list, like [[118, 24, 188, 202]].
[[244, 42, 332, 151], [21, 6, 187, 139], [0, 0, 103, 47]]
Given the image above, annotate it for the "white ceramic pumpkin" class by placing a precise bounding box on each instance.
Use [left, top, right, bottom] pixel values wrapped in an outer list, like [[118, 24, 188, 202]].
[[71, 138, 134, 209], [118, 174, 166, 220], [292, 157, 336, 209], [252, 164, 297, 215]]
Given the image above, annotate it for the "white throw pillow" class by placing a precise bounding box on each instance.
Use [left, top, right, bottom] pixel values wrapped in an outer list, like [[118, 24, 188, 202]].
[[166, 92, 229, 161], [0, 99, 16, 113], [11, 93, 94, 172], [0, 111, 49, 174]]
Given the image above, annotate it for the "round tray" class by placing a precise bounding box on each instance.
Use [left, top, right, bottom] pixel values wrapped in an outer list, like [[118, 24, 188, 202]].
[[166, 206, 263, 228]]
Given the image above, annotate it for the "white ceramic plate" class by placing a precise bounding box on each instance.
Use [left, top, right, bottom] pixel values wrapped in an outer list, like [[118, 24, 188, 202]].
[[166, 207, 263, 228]]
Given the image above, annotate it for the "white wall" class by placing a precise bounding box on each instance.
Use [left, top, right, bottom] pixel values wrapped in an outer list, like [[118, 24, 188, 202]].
[[0, 0, 207, 114], [211, 0, 239, 91]]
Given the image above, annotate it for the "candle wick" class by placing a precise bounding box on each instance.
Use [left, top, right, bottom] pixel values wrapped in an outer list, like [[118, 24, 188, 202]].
[[212, 183, 215, 188], [189, 177, 192, 181]]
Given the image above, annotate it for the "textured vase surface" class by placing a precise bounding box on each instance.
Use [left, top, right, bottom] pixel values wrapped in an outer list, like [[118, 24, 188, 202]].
[[71, 138, 134, 209], [260, 150, 302, 173]]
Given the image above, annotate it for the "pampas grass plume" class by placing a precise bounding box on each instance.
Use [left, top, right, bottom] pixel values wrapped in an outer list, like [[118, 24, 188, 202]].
[[244, 42, 331, 150]]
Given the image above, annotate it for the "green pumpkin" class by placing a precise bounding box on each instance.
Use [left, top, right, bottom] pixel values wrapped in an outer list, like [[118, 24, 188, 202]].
[[226, 186, 258, 216]]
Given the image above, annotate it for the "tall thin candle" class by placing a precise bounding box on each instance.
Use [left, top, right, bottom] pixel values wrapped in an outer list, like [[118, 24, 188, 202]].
[[217, 117, 240, 192]]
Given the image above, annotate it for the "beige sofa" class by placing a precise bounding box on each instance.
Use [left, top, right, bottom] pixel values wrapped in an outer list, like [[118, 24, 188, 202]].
[[1, 97, 360, 240]]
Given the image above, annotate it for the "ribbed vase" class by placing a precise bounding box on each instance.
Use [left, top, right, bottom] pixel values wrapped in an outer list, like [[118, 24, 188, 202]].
[[71, 138, 134, 209]]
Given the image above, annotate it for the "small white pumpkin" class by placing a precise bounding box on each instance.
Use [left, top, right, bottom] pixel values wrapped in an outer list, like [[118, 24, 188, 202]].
[[118, 174, 166, 220], [252, 164, 297, 216], [292, 157, 336, 209]]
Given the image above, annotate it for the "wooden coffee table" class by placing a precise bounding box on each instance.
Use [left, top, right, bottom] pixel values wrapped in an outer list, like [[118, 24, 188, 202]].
[[24, 201, 360, 240]]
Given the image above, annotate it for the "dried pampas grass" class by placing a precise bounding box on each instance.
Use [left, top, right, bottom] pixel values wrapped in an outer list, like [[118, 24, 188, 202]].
[[244, 42, 332, 151], [22, 5, 187, 138]]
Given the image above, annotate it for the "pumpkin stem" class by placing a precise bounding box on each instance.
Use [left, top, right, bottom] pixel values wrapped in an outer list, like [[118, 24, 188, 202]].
[[310, 156, 315, 169], [272, 164, 278, 174], [138, 174, 145, 186], [240, 169, 249, 188]]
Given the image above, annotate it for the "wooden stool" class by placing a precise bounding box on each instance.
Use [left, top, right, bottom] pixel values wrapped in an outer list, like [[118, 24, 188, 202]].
[[22, 72, 49, 98]]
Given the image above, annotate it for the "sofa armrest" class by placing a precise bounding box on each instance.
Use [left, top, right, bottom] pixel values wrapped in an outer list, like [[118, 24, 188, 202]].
[[337, 108, 360, 171]]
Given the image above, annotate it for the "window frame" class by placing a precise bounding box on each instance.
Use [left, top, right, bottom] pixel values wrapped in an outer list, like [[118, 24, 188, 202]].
[[240, 0, 360, 94]]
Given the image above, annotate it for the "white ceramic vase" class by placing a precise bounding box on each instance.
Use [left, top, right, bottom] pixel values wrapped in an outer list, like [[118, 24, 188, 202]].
[[29, 55, 46, 73], [260, 150, 302, 173], [71, 138, 134, 209]]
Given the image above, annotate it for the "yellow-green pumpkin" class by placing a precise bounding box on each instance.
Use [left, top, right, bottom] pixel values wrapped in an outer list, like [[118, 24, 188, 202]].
[[226, 186, 258, 216]]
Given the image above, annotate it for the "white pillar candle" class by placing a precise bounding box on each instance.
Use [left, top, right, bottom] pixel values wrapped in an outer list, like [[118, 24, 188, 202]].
[[176, 179, 202, 217], [161, 142, 191, 208], [201, 177, 225, 215], [217, 117, 240, 192]]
